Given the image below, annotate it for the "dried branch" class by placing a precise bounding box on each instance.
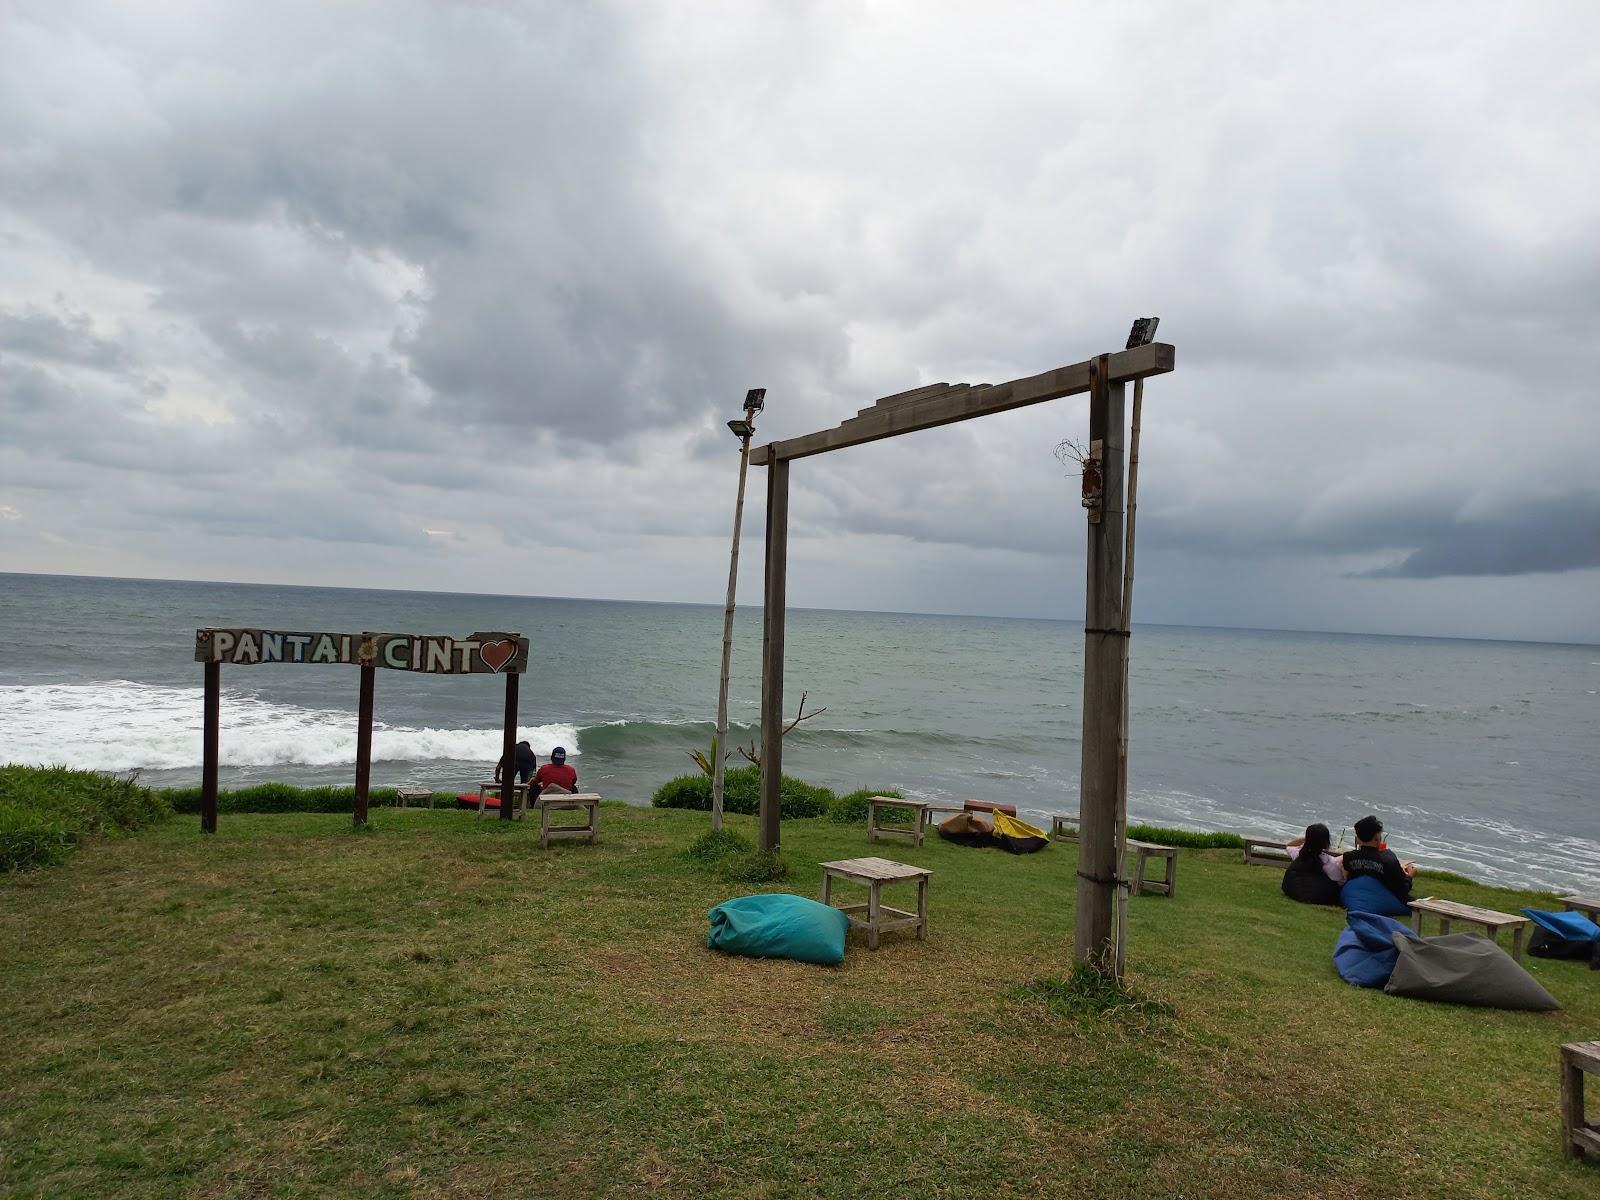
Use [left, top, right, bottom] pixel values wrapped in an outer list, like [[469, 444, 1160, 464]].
[[1054, 437, 1090, 472], [736, 690, 826, 768]]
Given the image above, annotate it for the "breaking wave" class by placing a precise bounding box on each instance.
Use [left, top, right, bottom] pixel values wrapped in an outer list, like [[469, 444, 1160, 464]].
[[0, 682, 577, 772]]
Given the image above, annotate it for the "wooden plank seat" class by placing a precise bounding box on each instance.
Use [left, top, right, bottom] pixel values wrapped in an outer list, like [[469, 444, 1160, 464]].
[[534, 790, 601, 850], [1243, 836, 1292, 868], [820, 857, 930, 950], [1562, 1041, 1600, 1160], [867, 795, 930, 848], [475, 780, 530, 820], [1408, 897, 1530, 962], [963, 799, 1017, 818], [1562, 896, 1600, 923], [1127, 839, 1177, 897]]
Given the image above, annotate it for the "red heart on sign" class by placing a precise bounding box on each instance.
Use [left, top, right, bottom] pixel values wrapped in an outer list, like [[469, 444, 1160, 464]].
[[479, 639, 517, 673]]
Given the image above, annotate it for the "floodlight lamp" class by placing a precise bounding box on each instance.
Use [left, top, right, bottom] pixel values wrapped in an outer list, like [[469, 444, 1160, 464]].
[[743, 387, 766, 414], [727, 418, 754, 439]]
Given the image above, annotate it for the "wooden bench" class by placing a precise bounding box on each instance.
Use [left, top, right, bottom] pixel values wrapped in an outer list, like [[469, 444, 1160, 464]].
[[475, 780, 530, 819], [1128, 839, 1178, 897], [535, 791, 601, 850], [1242, 836, 1292, 868], [1050, 814, 1079, 843], [1409, 897, 1530, 962], [394, 787, 434, 809], [867, 795, 929, 848], [1562, 1041, 1600, 1160], [1563, 896, 1600, 923], [820, 857, 930, 950]]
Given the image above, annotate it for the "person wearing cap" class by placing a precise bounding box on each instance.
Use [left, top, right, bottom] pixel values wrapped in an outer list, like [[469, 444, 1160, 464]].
[[533, 746, 579, 797], [1341, 814, 1416, 903]]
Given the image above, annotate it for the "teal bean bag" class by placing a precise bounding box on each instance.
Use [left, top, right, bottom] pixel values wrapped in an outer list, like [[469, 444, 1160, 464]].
[[706, 893, 849, 965]]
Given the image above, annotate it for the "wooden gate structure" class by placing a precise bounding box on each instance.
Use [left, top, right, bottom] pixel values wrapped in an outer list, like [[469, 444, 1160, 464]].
[[192, 628, 530, 832], [748, 337, 1175, 971]]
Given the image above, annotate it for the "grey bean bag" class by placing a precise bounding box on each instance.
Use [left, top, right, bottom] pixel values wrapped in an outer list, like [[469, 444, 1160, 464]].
[[1384, 932, 1561, 1011]]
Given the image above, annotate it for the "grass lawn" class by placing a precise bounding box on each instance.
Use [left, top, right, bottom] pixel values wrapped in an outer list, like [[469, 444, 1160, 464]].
[[1, 805, 1596, 1199]]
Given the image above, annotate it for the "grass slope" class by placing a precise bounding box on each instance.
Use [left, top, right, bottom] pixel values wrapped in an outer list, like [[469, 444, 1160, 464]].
[[0, 806, 1595, 1199]]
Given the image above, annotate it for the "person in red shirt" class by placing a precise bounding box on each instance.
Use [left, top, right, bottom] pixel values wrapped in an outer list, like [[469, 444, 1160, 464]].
[[533, 745, 579, 797]]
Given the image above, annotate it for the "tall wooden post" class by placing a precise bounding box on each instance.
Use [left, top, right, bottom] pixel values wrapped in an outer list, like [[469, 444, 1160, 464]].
[[499, 672, 519, 822], [758, 455, 790, 853], [1074, 356, 1126, 975], [713, 413, 757, 831], [201, 662, 220, 833], [353, 664, 375, 827]]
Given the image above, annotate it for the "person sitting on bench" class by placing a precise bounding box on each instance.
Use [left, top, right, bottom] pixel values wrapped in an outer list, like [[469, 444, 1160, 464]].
[[1281, 822, 1344, 906], [532, 745, 579, 798]]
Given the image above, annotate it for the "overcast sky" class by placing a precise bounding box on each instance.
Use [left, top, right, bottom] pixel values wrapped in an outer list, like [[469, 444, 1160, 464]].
[[2, 2, 1598, 643]]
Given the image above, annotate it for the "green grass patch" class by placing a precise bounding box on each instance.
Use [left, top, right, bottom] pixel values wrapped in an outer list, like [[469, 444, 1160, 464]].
[[683, 827, 753, 864], [1127, 822, 1244, 849], [2, 804, 1597, 1198], [718, 848, 790, 884], [0, 764, 169, 871], [161, 782, 405, 814], [828, 787, 904, 824]]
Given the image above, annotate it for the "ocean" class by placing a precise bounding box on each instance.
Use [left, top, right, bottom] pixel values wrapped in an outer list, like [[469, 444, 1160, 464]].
[[1, 572, 1596, 892]]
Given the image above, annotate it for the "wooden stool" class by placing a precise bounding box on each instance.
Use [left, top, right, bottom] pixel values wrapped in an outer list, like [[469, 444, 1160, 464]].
[[1050, 814, 1079, 843], [1408, 898, 1530, 962], [1242, 836, 1291, 867], [820, 857, 930, 950], [476, 780, 529, 820], [536, 792, 601, 849], [920, 803, 965, 834], [1563, 896, 1600, 923], [1561, 1041, 1600, 1160], [1128, 840, 1177, 897], [395, 788, 434, 809], [867, 796, 929, 848]]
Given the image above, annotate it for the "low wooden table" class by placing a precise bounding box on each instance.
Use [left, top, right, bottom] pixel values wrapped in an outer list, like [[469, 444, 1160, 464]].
[[1563, 896, 1600, 922], [535, 792, 601, 850], [1128, 839, 1177, 897], [1243, 836, 1292, 868], [867, 796, 929, 848], [1562, 1041, 1600, 1160], [475, 780, 529, 820], [1409, 897, 1530, 962], [1050, 814, 1079, 843], [821, 857, 930, 950], [395, 788, 434, 809]]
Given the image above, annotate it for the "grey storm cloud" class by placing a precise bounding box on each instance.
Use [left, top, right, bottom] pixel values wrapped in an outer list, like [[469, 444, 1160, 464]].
[[1, 1, 1599, 642]]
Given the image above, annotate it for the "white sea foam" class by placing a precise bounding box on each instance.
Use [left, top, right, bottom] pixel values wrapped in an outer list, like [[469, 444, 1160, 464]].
[[0, 682, 578, 772]]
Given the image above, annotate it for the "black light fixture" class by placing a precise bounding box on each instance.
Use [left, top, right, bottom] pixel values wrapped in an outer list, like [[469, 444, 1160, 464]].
[[1125, 317, 1160, 349], [728, 387, 766, 438]]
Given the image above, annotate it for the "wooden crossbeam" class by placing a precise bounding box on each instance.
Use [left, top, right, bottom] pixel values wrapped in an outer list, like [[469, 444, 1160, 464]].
[[751, 342, 1174, 465]]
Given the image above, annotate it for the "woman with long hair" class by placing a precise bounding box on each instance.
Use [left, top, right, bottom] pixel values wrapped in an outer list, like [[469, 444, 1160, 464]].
[[1281, 822, 1344, 906]]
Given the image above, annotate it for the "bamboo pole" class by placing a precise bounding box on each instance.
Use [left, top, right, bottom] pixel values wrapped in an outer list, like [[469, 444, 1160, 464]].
[[712, 411, 757, 832], [1113, 376, 1145, 978]]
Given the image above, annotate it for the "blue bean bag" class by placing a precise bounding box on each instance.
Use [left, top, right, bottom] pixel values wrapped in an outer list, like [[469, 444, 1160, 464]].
[[706, 893, 849, 965], [1522, 908, 1600, 960], [1333, 911, 1419, 988], [1341, 875, 1412, 917]]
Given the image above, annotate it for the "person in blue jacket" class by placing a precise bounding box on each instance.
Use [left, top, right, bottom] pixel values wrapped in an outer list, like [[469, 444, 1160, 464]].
[[1341, 814, 1416, 905]]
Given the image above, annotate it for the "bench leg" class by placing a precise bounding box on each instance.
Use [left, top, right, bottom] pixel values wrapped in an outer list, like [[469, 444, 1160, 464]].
[[1131, 849, 1147, 897], [917, 877, 928, 941], [1511, 925, 1525, 962], [1438, 919, 1452, 936], [1411, 909, 1423, 936], [867, 882, 881, 951], [867, 804, 879, 844], [1164, 853, 1177, 898], [1561, 1050, 1586, 1158], [539, 804, 551, 850], [821, 870, 833, 908]]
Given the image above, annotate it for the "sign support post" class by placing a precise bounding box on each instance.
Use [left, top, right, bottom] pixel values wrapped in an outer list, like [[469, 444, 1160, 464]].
[[354, 664, 376, 827], [202, 662, 220, 834], [500, 672, 519, 823]]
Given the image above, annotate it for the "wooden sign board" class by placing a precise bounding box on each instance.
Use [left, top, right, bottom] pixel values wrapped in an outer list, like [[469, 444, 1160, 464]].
[[193, 628, 529, 674]]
